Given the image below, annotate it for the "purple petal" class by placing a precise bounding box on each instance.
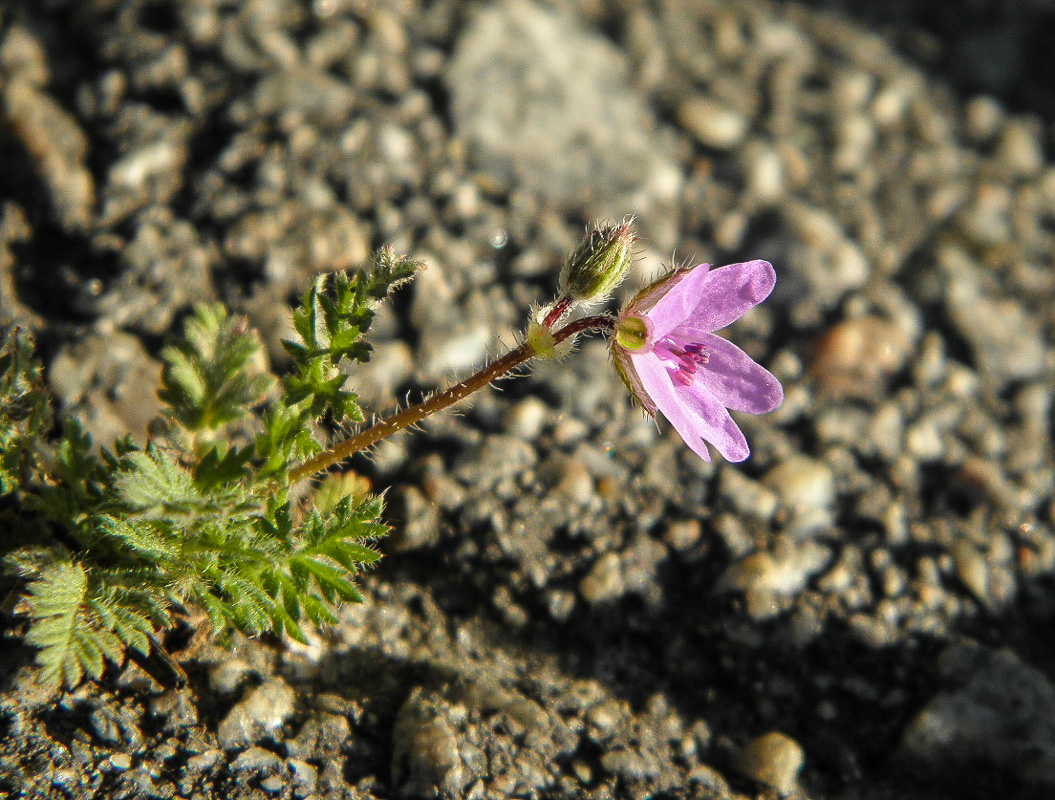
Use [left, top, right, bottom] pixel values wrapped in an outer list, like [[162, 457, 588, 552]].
[[673, 330, 784, 414], [633, 263, 709, 317], [646, 263, 715, 341], [632, 351, 751, 462], [633, 354, 713, 461], [674, 381, 751, 462], [651, 260, 776, 340]]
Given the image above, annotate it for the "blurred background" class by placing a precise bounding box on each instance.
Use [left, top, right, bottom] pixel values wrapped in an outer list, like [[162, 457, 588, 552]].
[[1, 1, 1054, 799]]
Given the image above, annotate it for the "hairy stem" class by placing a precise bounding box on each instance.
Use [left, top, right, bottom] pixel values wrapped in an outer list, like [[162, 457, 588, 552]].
[[288, 314, 615, 484], [542, 296, 575, 328]]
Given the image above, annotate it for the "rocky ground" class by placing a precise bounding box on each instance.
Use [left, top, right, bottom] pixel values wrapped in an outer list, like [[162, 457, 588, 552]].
[[2, 0, 1055, 798]]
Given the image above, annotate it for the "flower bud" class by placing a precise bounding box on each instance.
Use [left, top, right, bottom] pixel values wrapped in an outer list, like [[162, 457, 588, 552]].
[[559, 220, 635, 304]]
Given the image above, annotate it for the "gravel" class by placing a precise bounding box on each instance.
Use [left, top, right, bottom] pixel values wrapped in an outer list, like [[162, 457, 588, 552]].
[[2, 0, 1055, 799], [733, 730, 806, 794], [898, 641, 1055, 794], [216, 678, 297, 751]]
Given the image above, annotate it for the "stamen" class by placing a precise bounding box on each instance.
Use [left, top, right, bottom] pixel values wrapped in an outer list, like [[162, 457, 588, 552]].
[[655, 336, 708, 386]]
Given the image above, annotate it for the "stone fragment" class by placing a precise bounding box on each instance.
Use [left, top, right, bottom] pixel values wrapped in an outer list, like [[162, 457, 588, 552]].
[[217, 679, 297, 751], [734, 731, 804, 794], [809, 317, 912, 399], [899, 642, 1055, 792], [718, 540, 831, 618], [1, 78, 94, 232], [678, 95, 749, 149], [763, 456, 835, 516], [446, 0, 681, 234], [391, 688, 466, 799]]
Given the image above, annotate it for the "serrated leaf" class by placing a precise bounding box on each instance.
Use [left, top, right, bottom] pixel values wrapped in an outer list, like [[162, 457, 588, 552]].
[[197, 591, 230, 633], [327, 541, 383, 568], [0, 326, 54, 494], [98, 515, 180, 562], [298, 592, 338, 626], [115, 450, 199, 511], [272, 248, 421, 463], [22, 561, 93, 686], [159, 303, 273, 434], [6, 248, 417, 687], [193, 444, 255, 490]]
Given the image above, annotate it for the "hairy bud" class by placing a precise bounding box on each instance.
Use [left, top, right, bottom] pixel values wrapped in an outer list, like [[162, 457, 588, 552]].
[[559, 219, 635, 304]]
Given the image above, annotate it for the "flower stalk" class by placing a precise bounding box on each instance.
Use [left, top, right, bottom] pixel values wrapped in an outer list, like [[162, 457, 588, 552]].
[[288, 314, 615, 484]]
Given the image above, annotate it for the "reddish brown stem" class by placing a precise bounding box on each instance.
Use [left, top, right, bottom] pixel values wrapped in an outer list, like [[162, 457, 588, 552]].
[[288, 314, 615, 484], [542, 296, 575, 328]]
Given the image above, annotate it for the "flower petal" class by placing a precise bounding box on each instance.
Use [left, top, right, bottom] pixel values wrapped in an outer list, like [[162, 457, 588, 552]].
[[652, 260, 776, 340], [632, 351, 751, 462], [645, 263, 715, 341], [631, 263, 709, 318], [672, 330, 784, 414], [632, 354, 712, 462], [674, 380, 751, 462]]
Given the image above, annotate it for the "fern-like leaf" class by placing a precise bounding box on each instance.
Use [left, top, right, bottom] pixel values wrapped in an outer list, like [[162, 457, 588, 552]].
[[158, 303, 273, 434], [22, 561, 111, 686], [193, 443, 255, 491], [0, 326, 53, 494], [258, 495, 385, 638], [4, 247, 420, 687], [279, 248, 422, 423], [115, 449, 200, 511]]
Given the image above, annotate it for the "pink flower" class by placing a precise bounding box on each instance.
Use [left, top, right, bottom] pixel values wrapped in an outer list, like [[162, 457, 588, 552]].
[[612, 260, 784, 462]]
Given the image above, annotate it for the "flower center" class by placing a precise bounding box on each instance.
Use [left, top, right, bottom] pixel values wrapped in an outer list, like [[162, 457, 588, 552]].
[[614, 314, 651, 352], [654, 338, 708, 386]]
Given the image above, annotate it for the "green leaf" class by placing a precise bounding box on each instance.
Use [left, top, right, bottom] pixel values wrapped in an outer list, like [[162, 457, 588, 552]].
[[158, 303, 273, 434], [115, 449, 200, 511], [22, 560, 88, 672], [0, 326, 53, 494], [274, 247, 422, 445], [193, 444, 255, 490], [5, 247, 418, 687], [23, 561, 100, 686], [27, 421, 115, 532], [90, 593, 156, 656]]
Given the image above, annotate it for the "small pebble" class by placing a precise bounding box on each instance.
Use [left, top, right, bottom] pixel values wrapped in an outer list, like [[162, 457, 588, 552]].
[[734, 731, 805, 794], [387, 486, 440, 551], [678, 95, 749, 149], [718, 540, 831, 618], [809, 317, 912, 398], [289, 758, 318, 796], [504, 397, 549, 440], [952, 540, 991, 608], [185, 749, 223, 775], [547, 589, 576, 622], [208, 658, 254, 696], [763, 456, 835, 515], [663, 519, 702, 552], [743, 141, 785, 204], [963, 95, 1004, 142], [217, 679, 297, 751], [994, 119, 1044, 177], [261, 774, 285, 793], [579, 552, 625, 604], [391, 689, 465, 797], [600, 748, 655, 781], [231, 746, 283, 775], [720, 469, 778, 521]]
